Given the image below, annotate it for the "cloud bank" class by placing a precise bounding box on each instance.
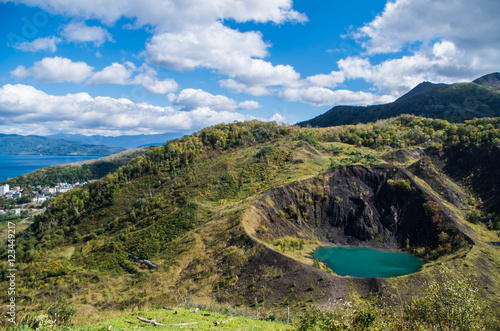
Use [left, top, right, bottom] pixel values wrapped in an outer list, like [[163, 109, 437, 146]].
[[0, 84, 275, 135]]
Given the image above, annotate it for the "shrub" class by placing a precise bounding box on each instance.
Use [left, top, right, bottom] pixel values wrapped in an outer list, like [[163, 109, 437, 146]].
[[467, 210, 481, 224], [353, 308, 377, 330], [329, 145, 344, 155], [47, 296, 76, 326], [393, 179, 412, 192], [255, 146, 275, 159], [329, 159, 343, 170], [405, 269, 489, 330], [297, 134, 320, 147], [293, 305, 376, 331]]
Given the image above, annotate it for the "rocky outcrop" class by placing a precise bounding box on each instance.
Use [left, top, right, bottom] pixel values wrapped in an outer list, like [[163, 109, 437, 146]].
[[128, 252, 157, 269], [440, 143, 500, 214], [406, 156, 466, 207], [250, 165, 469, 252]]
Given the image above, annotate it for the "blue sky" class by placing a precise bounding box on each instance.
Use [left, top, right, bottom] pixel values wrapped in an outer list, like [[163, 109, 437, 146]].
[[0, 0, 498, 136]]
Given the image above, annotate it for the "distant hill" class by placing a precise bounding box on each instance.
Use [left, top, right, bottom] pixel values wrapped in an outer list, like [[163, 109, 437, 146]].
[[0, 134, 125, 155], [395, 81, 448, 102], [48, 132, 186, 149], [473, 72, 500, 89], [298, 72, 500, 127], [1, 146, 151, 187]]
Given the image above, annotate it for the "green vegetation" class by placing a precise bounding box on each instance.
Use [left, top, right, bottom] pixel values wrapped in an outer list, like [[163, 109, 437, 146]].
[[329, 149, 380, 170], [292, 269, 494, 330], [8, 274, 494, 330], [0, 133, 125, 155], [293, 305, 378, 331], [387, 178, 413, 193], [272, 237, 306, 253], [1, 116, 500, 330], [0, 210, 28, 221], [405, 270, 489, 330], [304, 115, 500, 151], [14, 305, 287, 331]]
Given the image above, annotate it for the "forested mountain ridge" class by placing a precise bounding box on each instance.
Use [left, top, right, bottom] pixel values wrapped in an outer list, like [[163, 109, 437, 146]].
[[0, 133, 125, 155], [2, 117, 500, 330], [298, 72, 500, 128]]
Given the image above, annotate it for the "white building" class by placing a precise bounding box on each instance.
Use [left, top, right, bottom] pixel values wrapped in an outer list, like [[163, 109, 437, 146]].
[[56, 186, 71, 193], [42, 187, 56, 195], [0, 184, 9, 196], [31, 194, 48, 203]]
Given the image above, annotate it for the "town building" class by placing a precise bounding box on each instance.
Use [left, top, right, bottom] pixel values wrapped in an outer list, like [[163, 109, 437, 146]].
[[0, 184, 9, 196], [56, 185, 71, 193], [42, 187, 56, 195], [31, 194, 49, 203]]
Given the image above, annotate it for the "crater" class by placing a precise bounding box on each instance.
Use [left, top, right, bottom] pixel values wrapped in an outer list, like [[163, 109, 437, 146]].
[[247, 164, 471, 261]]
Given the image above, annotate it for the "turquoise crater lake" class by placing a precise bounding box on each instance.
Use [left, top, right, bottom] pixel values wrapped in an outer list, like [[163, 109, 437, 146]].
[[312, 246, 424, 278]]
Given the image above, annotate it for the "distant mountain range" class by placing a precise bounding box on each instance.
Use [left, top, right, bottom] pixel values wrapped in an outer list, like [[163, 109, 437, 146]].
[[47, 132, 186, 149], [0, 134, 125, 156], [298, 72, 500, 127]]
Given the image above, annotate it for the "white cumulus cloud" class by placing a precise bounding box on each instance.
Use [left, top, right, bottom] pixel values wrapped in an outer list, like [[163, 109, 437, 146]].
[[128, 65, 178, 94], [87, 63, 179, 94], [146, 23, 269, 72], [86, 62, 133, 85], [11, 56, 94, 83], [354, 0, 500, 56], [6, 0, 308, 101], [61, 21, 112, 46], [337, 40, 481, 95], [341, 0, 500, 96], [279, 87, 394, 107], [147, 22, 301, 96], [13, 36, 61, 53], [306, 71, 346, 88], [0, 84, 276, 135], [168, 89, 260, 111], [5, 0, 307, 31]]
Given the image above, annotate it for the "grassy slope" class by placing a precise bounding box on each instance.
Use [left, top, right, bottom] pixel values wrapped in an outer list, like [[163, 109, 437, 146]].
[[2, 118, 500, 329], [75, 307, 288, 330]]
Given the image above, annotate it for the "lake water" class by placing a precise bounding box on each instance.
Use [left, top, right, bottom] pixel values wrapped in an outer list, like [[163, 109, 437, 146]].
[[312, 246, 424, 278], [0, 155, 102, 182]]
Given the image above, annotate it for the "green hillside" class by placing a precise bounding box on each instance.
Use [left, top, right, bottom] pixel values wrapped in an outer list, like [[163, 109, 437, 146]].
[[298, 73, 500, 128], [0, 134, 125, 156], [2, 117, 500, 330]]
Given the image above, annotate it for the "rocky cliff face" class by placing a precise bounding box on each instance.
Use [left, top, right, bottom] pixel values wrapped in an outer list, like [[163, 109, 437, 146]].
[[249, 165, 469, 252], [441, 143, 500, 214]]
